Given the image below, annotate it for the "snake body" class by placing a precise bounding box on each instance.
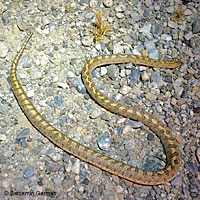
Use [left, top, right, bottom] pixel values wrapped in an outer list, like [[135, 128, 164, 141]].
[[11, 33, 182, 185]]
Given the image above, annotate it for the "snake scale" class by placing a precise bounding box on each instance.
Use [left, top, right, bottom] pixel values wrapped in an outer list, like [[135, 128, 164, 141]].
[[11, 33, 183, 185]]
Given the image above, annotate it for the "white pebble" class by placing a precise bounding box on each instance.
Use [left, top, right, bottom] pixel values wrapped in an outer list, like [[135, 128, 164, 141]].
[[103, 0, 113, 8], [0, 42, 8, 58], [101, 67, 107, 76]]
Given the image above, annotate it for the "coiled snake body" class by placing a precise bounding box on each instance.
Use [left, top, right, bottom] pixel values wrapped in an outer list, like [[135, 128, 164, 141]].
[[11, 33, 182, 185]]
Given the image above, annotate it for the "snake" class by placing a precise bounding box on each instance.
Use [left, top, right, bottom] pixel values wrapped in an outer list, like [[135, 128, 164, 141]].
[[10, 33, 183, 185]]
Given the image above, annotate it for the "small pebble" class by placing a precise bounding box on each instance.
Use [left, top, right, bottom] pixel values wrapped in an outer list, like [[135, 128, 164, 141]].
[[17, 17, 28, 31], [196, 147, 200, 163], [146, 93, 157, 101], [97, 135, 112, 151], [54, 96, 64, 106], [16, 128, 30, 140], [21, 139, 28, 148], [90, 109, 101, 119], [103, 0, 113, 8], [0, 134, 7, 141], [128, 120, 143, 128], [107, 65, 119, 80], [72, 160, 80, 174], [82, 178, 89, 185], [130, 68, 140, 83], [42, 16, 50, 26], [115, 3, 126, 12], [24, 166, 35, 179], [192, 19, 200, 34], [77, 75, 87, 94], [171, 176, 182, 187], [185, 162, 197, 174], [147, 133, 155, 141], [161, 34, 172, 41], [141, 71, 150, 82], [0, 42, 8, 58], [119, 85, 132, 95], [100, 67, 107, 76], [175, 87, 184, 98]]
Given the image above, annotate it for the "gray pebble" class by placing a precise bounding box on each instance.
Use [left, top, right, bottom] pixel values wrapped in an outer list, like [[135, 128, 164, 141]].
[[0, 118, 7, 128], [24, 166, 35, 179], [192, 18, 200, 34], [168, 20, 178, 29], [90, 109, 101, 119], [2, 11, 10, 25], [53, 177, 62, 186], [144, 41, 156, 51], [123, 35, 133, 43], [82, 36, 93, 47], [147, 133, 154, 141], [46, 162, 62, 172], [130, 12, 143, 22], [42, 16, 50, 26], [117, 126, 123, 135], [175, 87, 184, 98], [185, 162, 197, 174], [161, 34, 172, 41], [97, 134, 112, 151], [113, 43, 124, 54], [107, 65, 119, 80], [23, 61, 32, 68], [184, 9, 193, 16], [123, 97, 133, 105], [17, 17, 28, 31], [151, 72, 164, 88], [48, 152, 62, 162], [30, 67, 42, 79], [139, 23, 151, 35], [151, 23, 163, 36], [82, 177, 89, 185], [146, 93, 157, 101], [193, 47, 200, 55], [119, 85, 132, 95], [125, 142, 135, 150], [166, 6, 174, 13], [16, 128, 30, 140], [72, 160, 80, 174], [149, 49, 159, 60], [77, 75, 87, 94], [184, 32, 193, 40], [128, 120, 143, 128], [0, 154, 6, 164], [171, 176, 182, 187], [54, 96, 64, 106], [0, 42, 8, 58], [130, 68, 140, 83], [21, 139, 27, 148], [196, 147, 200, 163]]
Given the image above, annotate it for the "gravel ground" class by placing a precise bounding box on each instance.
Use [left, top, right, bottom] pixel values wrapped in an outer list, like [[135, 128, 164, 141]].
[[0, 0, 200, 199]]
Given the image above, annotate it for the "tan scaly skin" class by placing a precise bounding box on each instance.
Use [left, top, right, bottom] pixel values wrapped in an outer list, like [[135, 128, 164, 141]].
[[11, 33, 183, 185]]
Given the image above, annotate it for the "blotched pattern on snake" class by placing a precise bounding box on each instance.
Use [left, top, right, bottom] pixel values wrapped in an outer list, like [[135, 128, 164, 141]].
[[10, 33, 182, 185]]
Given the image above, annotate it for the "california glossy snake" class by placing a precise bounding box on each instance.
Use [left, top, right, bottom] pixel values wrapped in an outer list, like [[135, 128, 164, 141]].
[[11, 33, 182, 185]]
